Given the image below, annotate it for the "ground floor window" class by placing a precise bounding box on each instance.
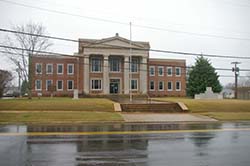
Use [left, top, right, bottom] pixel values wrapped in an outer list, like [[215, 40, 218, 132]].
[[46, 80, 52, 91], [35, 80, 42, 90], [168, 81, 173, 91], [57, 80, 63, 91], [67, 80, 74, 90], [131, 79, 138, 90], [150, 80, 155, 90], [158, 81, 164, 91], [176, 81, 181, 91], [91, 79, 102, 90]]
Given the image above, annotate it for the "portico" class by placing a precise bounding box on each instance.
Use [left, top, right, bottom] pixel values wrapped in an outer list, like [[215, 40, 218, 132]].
[[80, 33, 150, 95]]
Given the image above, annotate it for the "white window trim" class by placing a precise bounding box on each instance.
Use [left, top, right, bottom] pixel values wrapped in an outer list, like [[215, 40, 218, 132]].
[[35, 63, 42, 74], [67, 80, 74, 91], [57, 80, 63, 91], [46, 64, 53, 74], [167, 67, 172, 76], [158, 66, 164, 76], [91, 58, 102, 73], [175, 67, 181, 77], [57, 64, 64, 75], [109, 58, 121, 73], [130, 79, 138, 90], [46, 80, 53, 91], [91, 78, 102, 90], [67, 64, 74, 75], [149, 66, 155, 76], [35, 80, 42, 91], [158, 81, 164, 91], [167, 81, 173, 91], [176, 81, 181, 91], [149, 80, 155, 91], [131, 58, 139, 73]]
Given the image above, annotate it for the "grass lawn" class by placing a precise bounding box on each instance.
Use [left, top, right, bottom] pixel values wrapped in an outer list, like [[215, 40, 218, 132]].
[[0, 97, 114, 112], [154, 97, 250, 121], [0, 111, 124, 124]]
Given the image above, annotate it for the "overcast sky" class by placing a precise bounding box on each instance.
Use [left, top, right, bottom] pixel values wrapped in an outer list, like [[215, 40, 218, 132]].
[[0, 0, 250, 85]]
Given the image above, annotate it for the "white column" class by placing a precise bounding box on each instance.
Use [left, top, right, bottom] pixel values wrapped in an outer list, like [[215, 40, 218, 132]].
[[140, 57, 148, 94], [103, 55, 109, 94], [124, 56, 130, 94], [83, 55, 90, 94]]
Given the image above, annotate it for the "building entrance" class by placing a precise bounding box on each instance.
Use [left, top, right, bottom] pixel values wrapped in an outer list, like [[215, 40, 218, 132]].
[[110, 79, 120, 94]]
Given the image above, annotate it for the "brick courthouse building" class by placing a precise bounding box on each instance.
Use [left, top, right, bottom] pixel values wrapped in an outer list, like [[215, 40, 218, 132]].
[[31, 34, 186, 97]]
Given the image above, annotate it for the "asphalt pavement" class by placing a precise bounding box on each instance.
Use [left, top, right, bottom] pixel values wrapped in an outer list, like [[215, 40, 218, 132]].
[[0, 122, 250, 166]]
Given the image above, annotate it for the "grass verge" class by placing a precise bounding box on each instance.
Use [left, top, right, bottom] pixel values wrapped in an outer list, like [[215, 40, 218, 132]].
[[154, 97, 250, 121], [0, 97, 114, 112], [0, 112, 124, 124]]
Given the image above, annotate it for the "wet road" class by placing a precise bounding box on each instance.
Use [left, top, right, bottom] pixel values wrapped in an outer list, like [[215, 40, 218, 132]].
[[0, 122, 250, 166]]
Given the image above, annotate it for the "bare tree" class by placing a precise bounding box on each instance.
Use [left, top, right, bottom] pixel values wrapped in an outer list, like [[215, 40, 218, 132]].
[[2, 22, 53, 99], [0, 70, 12, 97]]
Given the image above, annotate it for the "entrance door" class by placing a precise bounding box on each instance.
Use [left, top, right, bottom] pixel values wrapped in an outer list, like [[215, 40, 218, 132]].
[[110, 79, 120, 94]]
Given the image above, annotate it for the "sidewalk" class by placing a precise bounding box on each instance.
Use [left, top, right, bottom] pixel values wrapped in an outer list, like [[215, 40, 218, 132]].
[[121, 113, 217, 122]]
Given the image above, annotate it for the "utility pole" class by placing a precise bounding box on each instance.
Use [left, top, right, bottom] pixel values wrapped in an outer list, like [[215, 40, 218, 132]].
[[231, 62, 241, 99]]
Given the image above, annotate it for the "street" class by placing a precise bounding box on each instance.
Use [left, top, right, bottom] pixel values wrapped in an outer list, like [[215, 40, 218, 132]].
[[0, 122, 250, 166]]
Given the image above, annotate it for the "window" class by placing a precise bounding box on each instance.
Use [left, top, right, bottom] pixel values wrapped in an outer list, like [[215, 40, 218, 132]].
[[57, 80, 63, 91], [35, 80, 42, 90], [168, 81, 173, 91], [46, 80, 52, 91], [67, 80, 74, 90], [175, 67, 181, 76], [131, 58, 138, 73], [131, 79, 138, 90], [176, 81, 181, 91], [109, 58, 120, 72], [158, 66, 164, 76], [150, 80, 155, 91], [91, 79, 102, 90], [36, 63, 42, 74], [167, 67, 172, 76], [57, 64, 63, 74], [158, 81, 164, 91], [149, 66, 155, 76], [91, 58, 102, 72], [67, 64, 74, 75], [46, 64, 53, 74]]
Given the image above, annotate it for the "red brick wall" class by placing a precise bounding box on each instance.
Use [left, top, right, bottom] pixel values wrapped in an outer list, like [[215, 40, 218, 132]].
[[31, 56, 83, 97], [147, 59, 186, 97]]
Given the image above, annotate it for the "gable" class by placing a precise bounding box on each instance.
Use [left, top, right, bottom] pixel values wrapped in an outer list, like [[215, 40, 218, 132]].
[[84, 37, 148, 49]]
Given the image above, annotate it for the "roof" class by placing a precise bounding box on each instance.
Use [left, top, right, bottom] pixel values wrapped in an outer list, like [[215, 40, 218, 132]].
[[79, 33, 150, 49]]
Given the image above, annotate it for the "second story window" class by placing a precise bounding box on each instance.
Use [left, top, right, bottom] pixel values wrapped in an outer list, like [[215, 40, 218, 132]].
[[46, 64, 53, 74], [36, 63, 42, 74], [67, 64, 74, 75], [57, 64, 63, 74], [149, 66, 155, 76], [91, 58, 102, 72], [109, 58, 120, 72], [158, 66, 164, 76], [131, 58, 138, 73], [167, 67, 172, 76], [175, 67, 181, 76]]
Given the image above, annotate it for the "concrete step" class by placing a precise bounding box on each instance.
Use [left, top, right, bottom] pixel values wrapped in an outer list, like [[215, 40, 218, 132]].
[[121, 103, 183, 112]]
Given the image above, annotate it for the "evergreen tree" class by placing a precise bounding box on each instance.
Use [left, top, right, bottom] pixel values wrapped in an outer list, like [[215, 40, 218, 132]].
[[187, 56, 222, 97]]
